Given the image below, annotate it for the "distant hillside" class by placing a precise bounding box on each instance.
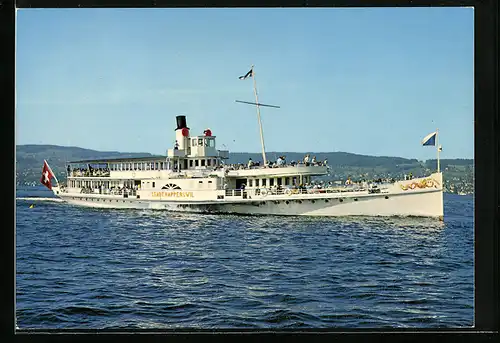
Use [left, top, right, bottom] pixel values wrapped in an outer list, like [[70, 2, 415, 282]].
[[16, 145, 154, 185], [15, 144, 474, 194]]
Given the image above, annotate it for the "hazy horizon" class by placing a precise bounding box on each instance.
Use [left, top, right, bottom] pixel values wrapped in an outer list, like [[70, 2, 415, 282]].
[[15, 143, 473, 161]]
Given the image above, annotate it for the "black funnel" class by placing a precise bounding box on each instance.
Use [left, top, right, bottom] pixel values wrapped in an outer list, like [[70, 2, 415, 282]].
[[175, 115, 189, 130]]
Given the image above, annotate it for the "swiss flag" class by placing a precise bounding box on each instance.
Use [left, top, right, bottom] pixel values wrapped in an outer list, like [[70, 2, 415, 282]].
[[40, 160, 55, 190]]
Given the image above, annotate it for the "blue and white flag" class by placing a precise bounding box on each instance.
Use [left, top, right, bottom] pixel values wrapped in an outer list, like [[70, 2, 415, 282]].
[[421, 131, 437, 146], [239, 69, 253, 80]]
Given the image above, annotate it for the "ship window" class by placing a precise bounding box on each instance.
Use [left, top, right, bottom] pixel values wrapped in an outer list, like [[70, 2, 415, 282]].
[[255, 179, 260, 187], [198, 138, 203, 145], [285, 177, 290, 185], [204, 139, 209, 147], [269, 178, 274, 186], [199, 181, 203, 184], [201, 160, 205, 166], [192, 138, 197, 146], [207, 159, 211, 166], [262, 179, 267, 186], [208, 180, 212, 183], [152, 182, 155, 188], [208, 139, 215, 148], [277, 178, 282, 186], [293, 176, 297, 185], [195, 160, 199, 167], [189, 160, 193, 167]]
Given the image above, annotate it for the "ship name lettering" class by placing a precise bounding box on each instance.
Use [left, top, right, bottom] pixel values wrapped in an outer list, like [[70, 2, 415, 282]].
[[151, 191, 194, 198]]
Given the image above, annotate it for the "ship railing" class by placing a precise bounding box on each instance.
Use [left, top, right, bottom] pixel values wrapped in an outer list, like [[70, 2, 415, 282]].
[[70, 170, 111, 177], [225, 189, 242, 197], [243, 186, 389, 197], [223, 161, 328, 171], [78, 188, 137, 196]]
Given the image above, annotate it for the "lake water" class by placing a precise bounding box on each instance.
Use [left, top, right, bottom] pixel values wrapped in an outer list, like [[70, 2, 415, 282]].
[[15, 187, 474, 329]]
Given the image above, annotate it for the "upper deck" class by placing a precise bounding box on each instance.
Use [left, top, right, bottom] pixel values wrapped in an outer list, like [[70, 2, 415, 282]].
[[66, 115, 329, 181]]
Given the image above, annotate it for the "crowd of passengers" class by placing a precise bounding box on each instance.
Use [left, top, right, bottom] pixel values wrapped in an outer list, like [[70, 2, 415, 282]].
[[234, 177, 397, 193], [68, 166, 110, 177], [213, 154, 329, 172], [79, 184, 139, 194]]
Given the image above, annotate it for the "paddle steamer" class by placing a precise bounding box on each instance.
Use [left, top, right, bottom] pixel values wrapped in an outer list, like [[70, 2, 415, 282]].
[[42, 66, 444, 219]]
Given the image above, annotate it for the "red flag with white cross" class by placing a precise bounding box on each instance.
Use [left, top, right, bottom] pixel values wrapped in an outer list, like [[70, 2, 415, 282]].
[[40, 160, 56, 190]]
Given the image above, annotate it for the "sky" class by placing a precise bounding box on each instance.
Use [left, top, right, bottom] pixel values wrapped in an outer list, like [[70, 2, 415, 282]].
[[15, 7, 474, 160]]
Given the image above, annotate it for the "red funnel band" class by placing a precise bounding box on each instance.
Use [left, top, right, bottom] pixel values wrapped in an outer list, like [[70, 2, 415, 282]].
[[181, 128, 189, 137]]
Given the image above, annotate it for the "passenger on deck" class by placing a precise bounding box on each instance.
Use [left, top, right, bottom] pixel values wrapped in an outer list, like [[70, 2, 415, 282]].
[[247, 158, 254, 168], [174, 140, 179, 150], [323, 158, 328, 166], [304, 154, 310, 166], [311, 156, 317, 165], [276, 156, 284, 166]]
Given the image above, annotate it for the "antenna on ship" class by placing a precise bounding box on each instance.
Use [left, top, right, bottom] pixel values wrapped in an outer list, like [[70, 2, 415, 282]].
[[236, 65, 280, 166]]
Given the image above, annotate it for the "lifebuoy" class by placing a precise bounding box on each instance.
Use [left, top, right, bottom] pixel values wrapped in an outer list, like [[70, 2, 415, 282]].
[[426, 180, 434, 188], [261, 189, 268, 196], [410, 183, 417, 190], [284, 189, 291, 196]]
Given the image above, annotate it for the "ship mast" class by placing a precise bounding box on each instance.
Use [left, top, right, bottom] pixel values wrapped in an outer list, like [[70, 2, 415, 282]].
[[251, 65, 267, 165], [236, 65, 280, 166]]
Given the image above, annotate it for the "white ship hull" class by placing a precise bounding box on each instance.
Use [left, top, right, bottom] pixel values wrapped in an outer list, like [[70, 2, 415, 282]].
[[54, 173, 444, 219]]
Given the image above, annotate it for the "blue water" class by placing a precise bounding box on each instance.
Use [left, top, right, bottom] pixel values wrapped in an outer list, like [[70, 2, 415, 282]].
[[15, 187, 474, 329]]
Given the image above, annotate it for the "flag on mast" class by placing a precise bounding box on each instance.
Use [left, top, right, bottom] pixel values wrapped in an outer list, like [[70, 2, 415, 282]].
[[40, 160, 56, 190], [239, 69, 253, 80], [421, 131, 437, 146]]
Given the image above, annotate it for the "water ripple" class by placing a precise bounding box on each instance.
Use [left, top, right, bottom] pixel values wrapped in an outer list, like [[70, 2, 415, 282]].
[[16, 188, 473, 329]]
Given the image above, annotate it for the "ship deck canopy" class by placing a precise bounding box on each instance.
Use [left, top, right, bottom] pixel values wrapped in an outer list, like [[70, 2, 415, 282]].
[[69, 155, 168, 164]]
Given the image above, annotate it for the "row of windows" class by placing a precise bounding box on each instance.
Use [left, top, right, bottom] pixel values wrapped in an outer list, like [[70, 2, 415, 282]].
[[189, 159, 218, 167], [192, 138, 215, 148], [110, 162, 166, 171], [106, 159, 220, 172], [246, 176, 311, 188]]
